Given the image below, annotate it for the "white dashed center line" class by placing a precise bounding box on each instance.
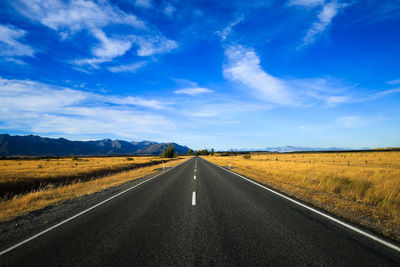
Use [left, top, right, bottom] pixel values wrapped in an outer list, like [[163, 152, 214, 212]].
[[194, 175, 196, 180], [192, 191, 196, 206]]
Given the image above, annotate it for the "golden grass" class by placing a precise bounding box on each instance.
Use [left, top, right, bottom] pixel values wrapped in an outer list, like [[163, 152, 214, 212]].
[[0, 156, 161, 182], [0, 157, 189, 222], [203, 151, 400, 242], [0, 156, 175, 198]]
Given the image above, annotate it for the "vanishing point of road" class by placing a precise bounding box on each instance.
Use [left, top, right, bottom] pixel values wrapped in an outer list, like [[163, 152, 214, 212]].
[[1, 157, 399, 266]]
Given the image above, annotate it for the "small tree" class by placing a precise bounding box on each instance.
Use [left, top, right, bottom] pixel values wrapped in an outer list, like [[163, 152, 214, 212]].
[[168, 144, 175, 158], [161, 147, 167, 158], [210, 148, 214, 156], [161, 144, 175, 158]]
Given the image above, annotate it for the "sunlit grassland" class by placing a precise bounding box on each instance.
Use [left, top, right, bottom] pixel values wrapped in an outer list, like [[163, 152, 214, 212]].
[[0, 156, 160, 182], [0, 156, 172, 197], [203, 151, 400, 242], [0, 156, 189, 222]]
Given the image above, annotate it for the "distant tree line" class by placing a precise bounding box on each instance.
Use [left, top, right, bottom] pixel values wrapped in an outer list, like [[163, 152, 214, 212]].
[[187, 148, 215, 156]]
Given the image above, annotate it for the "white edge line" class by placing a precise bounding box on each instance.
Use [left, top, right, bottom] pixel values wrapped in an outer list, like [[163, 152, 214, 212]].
[[0, 158, 191, 256], [192, 191, 196, 206], [202, 158, 400, 253]]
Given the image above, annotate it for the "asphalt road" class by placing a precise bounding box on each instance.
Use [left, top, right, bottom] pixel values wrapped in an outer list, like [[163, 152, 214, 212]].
[[1, 157, 399, 266]]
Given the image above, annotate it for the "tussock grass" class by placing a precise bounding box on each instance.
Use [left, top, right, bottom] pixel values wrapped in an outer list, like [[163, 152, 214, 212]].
[[0, 156, 174, 198], [0, 156, 159, 181], [204, 151, 400, 242], [0, 157, 188, 222]]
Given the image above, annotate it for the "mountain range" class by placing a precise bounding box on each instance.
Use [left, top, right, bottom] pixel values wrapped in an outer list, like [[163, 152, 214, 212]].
[[0, 134, 190, 156]]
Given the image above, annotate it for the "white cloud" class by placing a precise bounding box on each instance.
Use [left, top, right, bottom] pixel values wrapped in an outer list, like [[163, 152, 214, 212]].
[[0, 77, 173, 137], [131, 35, 178, 56], [223, 45, 294, 106], [288, 0, 324, 7], [11, 0, 178, 70], [360, 88, 400, 102], [0, 77, 169, 110], [108, 61, 147, 73], [0, 78, 87, 112], [0, 24, 35, 59], [72, 32, 177, 69], [174, 87, 214, 96], [301, 1, 348, 46], [182, 101, 272, 118], [163, 4, 176, 17], [91, 29, 132, 59], [326, 96, 349, 105], [387, 79, 400, 85], [216, 16, 244, 41], [28, 109, 173, 137], [222, 44, 371, 107], [72, 57, 110, 68], [101, 96, 166, 110], [135, 0, 153, 9], [335, 116, 361, 128], [289, 77, 352, 105], [12, 0, 146, 36], [172, 78, 198, 87]]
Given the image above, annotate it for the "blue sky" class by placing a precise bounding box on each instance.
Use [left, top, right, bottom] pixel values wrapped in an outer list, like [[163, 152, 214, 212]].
[[0, 0, 399, 150]]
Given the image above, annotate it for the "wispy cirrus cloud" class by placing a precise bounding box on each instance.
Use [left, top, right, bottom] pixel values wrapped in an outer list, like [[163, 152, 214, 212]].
[[91, 29, 132, 59], [72, 29, 134, 68], [108, 61, 147, 73], [350, 1, 400, 25], [222, 44, 400, 107], [11, 0, 146, 37], [215, 15, 244, 41], [174, 87, 214, 96], [223, 45, 295, 106], [0, 24, 35, 63], [0, 77, 173, 138], [135, 0, 153, 9], [181, 101, 272, 118], [387, 79, 400, 85], [73, 32, 178, 69], [289, 0, 348, 47], [288, 0, 324, 8], [172, 78, 213, 96], [10, 0, 177, 70], [131, 34, 178, 57], [303, 1, 347, 46], [163, 4, 176, 17]]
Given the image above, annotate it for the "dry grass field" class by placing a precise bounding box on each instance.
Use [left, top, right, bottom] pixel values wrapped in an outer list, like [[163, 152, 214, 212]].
[[0, 156, 189, 222], [203, 151, 400, 242], [0, 156, 158, 179], [0, 156, 172, 198]]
